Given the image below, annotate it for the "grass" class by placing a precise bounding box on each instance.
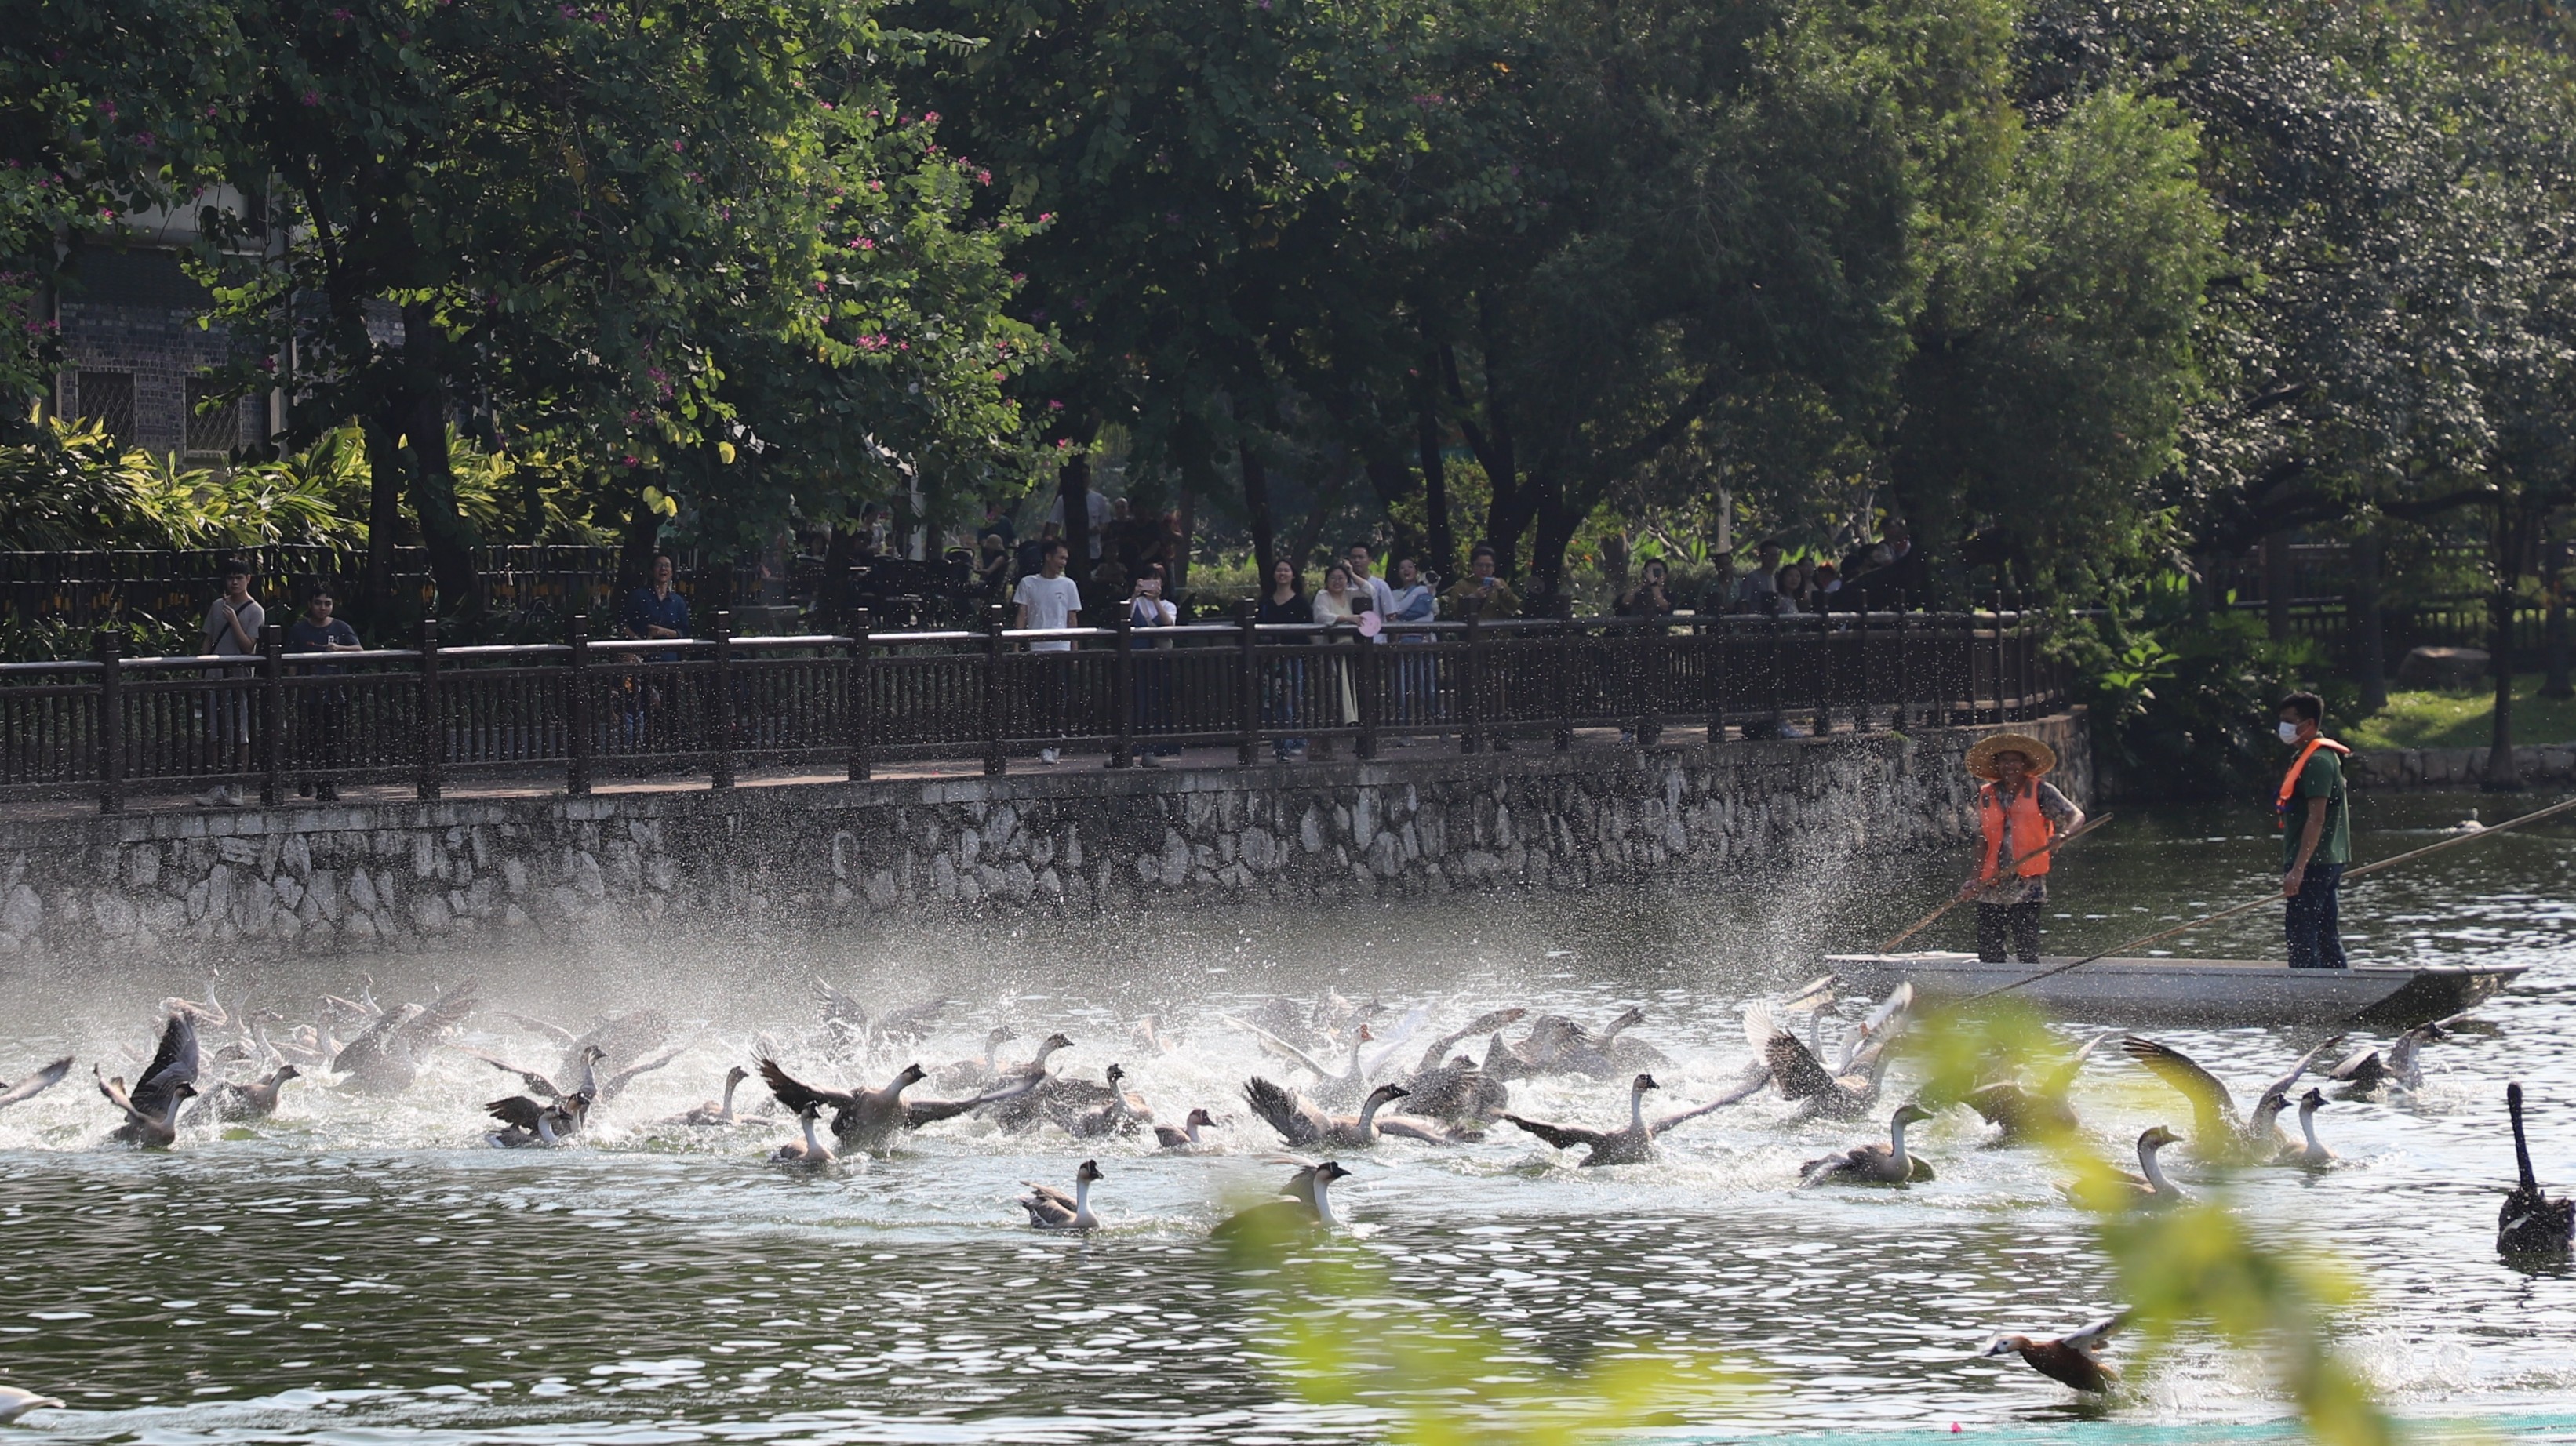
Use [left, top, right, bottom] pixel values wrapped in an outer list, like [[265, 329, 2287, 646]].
[[2341, 672, 2576, 750]]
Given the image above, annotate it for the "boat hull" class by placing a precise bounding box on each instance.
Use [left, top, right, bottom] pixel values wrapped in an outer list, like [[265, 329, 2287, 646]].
[[1821, 953, 2523, 1028]]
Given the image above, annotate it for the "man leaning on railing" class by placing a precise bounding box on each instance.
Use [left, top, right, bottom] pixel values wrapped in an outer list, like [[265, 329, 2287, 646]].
[[285, 583, 362, 801], [195, 558, 264, 808], [1014, 538, 1081, 765]]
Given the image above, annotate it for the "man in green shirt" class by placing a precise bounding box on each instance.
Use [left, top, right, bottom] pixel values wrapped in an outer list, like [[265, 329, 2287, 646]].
[[2275, 691, 2352, 969]]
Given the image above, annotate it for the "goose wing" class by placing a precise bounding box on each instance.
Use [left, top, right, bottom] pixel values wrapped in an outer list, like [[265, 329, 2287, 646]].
[[1226, 1017, 1341, 1081], [2060, 1312, 2127, 1357], [901, 1074, 1028, 1128], [1415, 1008, 1529, 1073], [1653, 1065, 1775, 1132], [400, 982, 480, 1045], [1503, 1113, 1609, 1152], [462, 1050, 567, 1099], [496, 1012, 578, 1046], [872, 997, 959, 1044], [603, 1042, 689, 1096], [2039, 1032, 2121, 1094], [758, 1056, 858, 1115], [94, 1068, 147, 1125], [486, 1095, 549, 1131], [2261, 1034, 2348, 1103], [1763, 1028, 1841, 1102], [2322, 1042, 2381, 1083], [0, 1056, 73, 1109], [1020, 1182, 1077, 1211], [2120, 1036, 2236, 1137], [129, 1015, 202, 1120], [1372, 1116, 1461, 1145], [1243, 1077, 1330, 1147]]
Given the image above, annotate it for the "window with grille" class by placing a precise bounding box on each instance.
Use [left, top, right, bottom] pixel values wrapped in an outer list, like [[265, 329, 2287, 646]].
[[186, 376, 242, 456], [76, 371, 136, 448]]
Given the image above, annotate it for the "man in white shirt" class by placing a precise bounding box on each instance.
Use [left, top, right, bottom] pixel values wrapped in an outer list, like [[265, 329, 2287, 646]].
[[1344, 542, 1396, 632], [1013, 540, 1082, 764], [198, 559, 265, 807], [1384, 556, 1439, 736]]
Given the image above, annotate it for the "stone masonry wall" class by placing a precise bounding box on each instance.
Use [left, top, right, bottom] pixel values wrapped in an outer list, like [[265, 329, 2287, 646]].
[[0, 715, 2088, 965]]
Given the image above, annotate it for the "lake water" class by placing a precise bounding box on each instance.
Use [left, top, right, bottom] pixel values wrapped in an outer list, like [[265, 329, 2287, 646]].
[[3, 789, 2574, 1444]]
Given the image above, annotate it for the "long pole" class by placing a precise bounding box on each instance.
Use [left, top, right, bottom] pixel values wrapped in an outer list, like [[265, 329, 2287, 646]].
[[1974, 792, 2576, 1000], [1878, 812, 2115, 953]]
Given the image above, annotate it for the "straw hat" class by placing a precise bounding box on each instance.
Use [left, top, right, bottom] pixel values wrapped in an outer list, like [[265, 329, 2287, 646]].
[[1966, 732, 2058, 780]]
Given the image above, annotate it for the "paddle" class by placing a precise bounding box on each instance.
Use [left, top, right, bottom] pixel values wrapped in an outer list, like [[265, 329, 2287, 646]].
[[1876, 812, 2114, 954], [1970, 791, 2576, 1001]]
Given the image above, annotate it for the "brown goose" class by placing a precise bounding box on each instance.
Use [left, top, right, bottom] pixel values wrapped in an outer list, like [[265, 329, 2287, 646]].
[[0, 1055, 72, 1110], [1746, 986, 1912, 1120], [98, 1015, 201, 1147], [2120, 1034, 2345, 1163], [1800, 1102, 1936, 1185], [666, 1066, 753, 1126], [1155, 1107, 1220, 1150], [978, 1033, 1076, 1132], [194, 1063, 301, 1124], [1244, 1079, 1461, 1149], [930, 1027, 1019, 1093], [333, 979, 478, 1094], [1981, 1313, 2124, 1393], [1017, 1159, 1104, 1230], [1065, 1064, 1154, 1138], [2068, 1125, 2186, 1210], [2272, 1088, 2334, 1168], [1211, 1161, 1352, 1239], [1505, 1071, 1759, 1166], [486, 1090, 591, 1147], [2323, 1015, 2461, 1094], [1956, 1032, 2117, 1143], [759, 1056, 1034, 1153], [2500, 1083, 2574, 1257], [767, 1103, 835, 1167]]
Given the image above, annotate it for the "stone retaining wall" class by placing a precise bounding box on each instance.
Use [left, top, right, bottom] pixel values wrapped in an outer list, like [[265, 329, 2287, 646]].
[[2348, 745, 2576, 790], [0, 714, 2089, 964]]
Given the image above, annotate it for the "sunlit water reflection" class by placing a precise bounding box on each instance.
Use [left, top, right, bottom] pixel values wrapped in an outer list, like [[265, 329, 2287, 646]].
[[3, 790, 2573, 1442]]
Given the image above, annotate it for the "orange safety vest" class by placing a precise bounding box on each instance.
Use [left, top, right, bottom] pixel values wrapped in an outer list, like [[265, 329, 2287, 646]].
[[2275, 736, 2351, 828], [1978, 780, 2056, 882]]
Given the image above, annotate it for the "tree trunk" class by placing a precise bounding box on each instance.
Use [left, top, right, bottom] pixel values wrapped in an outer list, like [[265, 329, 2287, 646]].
[[617, 479, 662, 605], [398, 303, 483, 619], [1170, 482, 1195, 601], [2262, 529, 2292, 642], [1415, 380, 1456, 586], [1360, 454, 1422, 566], [1054, 452, 1093, 587], [2351, 529, 2387, 713], [2485, 505, 2523, 791], [1529, 481, 1581, 605], [2544, 535, 2571, 701], [1240, 440, 1277, 587], [360, 413, 406, 630], [820, 523, 860, 625]]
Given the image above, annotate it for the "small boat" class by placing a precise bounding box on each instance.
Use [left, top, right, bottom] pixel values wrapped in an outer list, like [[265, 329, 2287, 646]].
[[1822, 953, 2520, 1029]]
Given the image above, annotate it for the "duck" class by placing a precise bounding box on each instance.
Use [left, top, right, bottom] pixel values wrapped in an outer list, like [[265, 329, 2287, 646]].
[[333, 979, 479, 1094], [2323, 1015, 2461, 1094], [2119, 1033, 2346, 1163], [1981, 1313, 2124, 1393], [0, 1386, 66, 1426], [485, 1090, 591, 1147], [191, 1063, 301, 1124], [2499, 1083, 2574, 1257], [1155, 1108, 1221, 1151], [929, 1027, 1019, 1093], [2272, 1088, 2334, 1167], [759, 1055, 1035, 1154], [767, 1104, 836, 1167], [0, 1055, 71, 1110], [1017, 1159, 1104, 1230], [1799, 1101, 1936, 1186], [97, 1014, 201, 1148], [1955, 1032, 2118, 1143], [668, 1066, 752, 1126], [1504, 1071, 1756, 1166], [1212, 1161, 1352, 1239], [1244, 1079, 1461, 1149]]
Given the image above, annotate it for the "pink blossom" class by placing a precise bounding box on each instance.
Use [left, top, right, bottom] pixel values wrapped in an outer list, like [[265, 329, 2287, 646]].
[[976, 169, 991, 185], [332, 6, 351, 17], [869, 180, 883, 191], [924, 111, 940, 123], [991, 369, 1006, 381], [1037, 212, 1055, 223], [1012, 272, 1025, 283], [673, 140, 686, 152], [1046, 399, 1064, 411], [1056, 438, 1072, 449], [301, 89, 321, 106], [623, 455, 642, 468]]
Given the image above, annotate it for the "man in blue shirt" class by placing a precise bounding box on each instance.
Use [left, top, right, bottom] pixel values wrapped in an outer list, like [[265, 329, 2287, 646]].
[[620, 554, 691, 754], [285, 583, 363, 801]]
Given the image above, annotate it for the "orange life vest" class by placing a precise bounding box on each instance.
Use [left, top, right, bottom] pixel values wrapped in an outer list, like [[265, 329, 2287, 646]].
[[1978, 780, 2056, 882], [2275, 735, 2351, 828]]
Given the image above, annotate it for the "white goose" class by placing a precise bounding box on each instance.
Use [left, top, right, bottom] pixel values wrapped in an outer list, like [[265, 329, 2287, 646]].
[[1017, 1159, 1104, 1230]]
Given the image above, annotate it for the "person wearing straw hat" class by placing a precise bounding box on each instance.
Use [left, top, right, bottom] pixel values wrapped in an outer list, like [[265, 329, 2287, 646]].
[[1959, 732, 2086, 964]]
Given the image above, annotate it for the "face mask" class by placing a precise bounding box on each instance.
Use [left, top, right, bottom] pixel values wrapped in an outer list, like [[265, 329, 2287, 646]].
[[2277, 721, 2302, 744]]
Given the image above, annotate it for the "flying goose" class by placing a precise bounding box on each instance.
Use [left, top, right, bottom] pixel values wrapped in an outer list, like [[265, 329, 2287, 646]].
[[930, 1027, 1020, 1093], [668, 1066, 752, 1126], [191, 1064, 301, 1124], [768, 1104, 835, 1167], [1505, 1071, 1759, 1166], [1514, 1008, 1671, 1080], [2323, 1015, 2461, 1094], [466, 1045, 608, 1103], [1955, 1032, 2118, 1143], [1800, 1101, 1937, 1186], [1230, 1019, 1381, 1110], [1244, 1079, 1463, 1149], [0, 1386, 66, 1426], [2499, 1083, 2574, 1257], [2272, 1088, 2334, 1167], [486, 1091, 591, 1147], [333, 979, 478, 1094], [1745, 986, 1912, 1120], [0, 1055, 72, 1110], [759, 1056, 1035, 1154], [1017, 1159, 1104, 1230], [816, 982, 956, 1059], [1212, 1160, 1352, 1239], [1981, 1313, 2125, 1393], [2121, 1034, 2345, 1162], [97, 1015, 201, 1147], [1155, 1108, 1221, 1151]]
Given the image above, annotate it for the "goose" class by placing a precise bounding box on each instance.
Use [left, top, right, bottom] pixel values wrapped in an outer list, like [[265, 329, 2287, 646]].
[[486, 1091, 591, 1147], [1066, 1064, 1152, 1139], [0, 1386, 66, 1426], [759, 1056, 1035, 1154], [160, 968, 229, 1028], [1396, 1050, 1508, 1124], [930, 1027, 1019, 1093], [1746, 986, 1912, 1120], [1212, 1160, 1352, 1239], [191, 1063, 301, 1124], [2273, 1088, 2334, 1167], [1017, 1159, 1104, 1230], [465, 1045, 608, 1103], [2499, 1083, 2574, 1257], [97, 1014, 201, 1147], [1155, 1108, 1221, 1151], [977, 1032, 1077, 1132], [1981, 1313, 2124, 1393], [2067, 1125, 2186, 1210], [1245, 1079, 1460, 1149], [1229, 1019, 1381, 1110], [767, 1104, 836, 1167], [333, 980, 478, 1094], [668, 1066, 751, 1125], [1504, 1071, 1759, 1166], [815, 981, 955, 1059], [1956, 1032, 2118, 1143], [2119, 1033, 2346, 1162], [1515, 1008, 1671, 1079], [2323, 1015, 2461, 1094], [1800, 1102, 1937, 1186], [552, 1010, 675, 1084], [0, 1055, 72, 1110]]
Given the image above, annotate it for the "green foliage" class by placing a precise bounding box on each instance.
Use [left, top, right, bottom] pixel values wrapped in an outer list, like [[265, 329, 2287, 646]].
[[0, 413, 363, 550]]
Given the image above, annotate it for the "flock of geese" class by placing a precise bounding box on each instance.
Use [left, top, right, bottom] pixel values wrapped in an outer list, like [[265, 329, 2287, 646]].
[[2, 968, 2571, 1408]]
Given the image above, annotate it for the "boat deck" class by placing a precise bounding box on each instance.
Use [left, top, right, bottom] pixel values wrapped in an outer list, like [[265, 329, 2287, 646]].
[[1821, 951, 2526, 1028]]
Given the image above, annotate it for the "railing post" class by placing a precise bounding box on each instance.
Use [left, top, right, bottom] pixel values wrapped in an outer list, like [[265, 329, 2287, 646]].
[[1554, 609, 1576, 753], [1236, 601, 1261, 767], [94, 630, 123, 815], [1635, 615, 1664, 748], [1855, 605, 1875, 735], [566, 614, 593, 796], [1766, 614, 1787, 739], [982, 603, 1008, 777], [711, 610, 736, 789], [1459, 611, 1484, 754], [1356, 621, 1382, 761], [846, 609, 872, 782], [416, 619, 443, 801], [260, 622, 286, 807], [1706, 615, 1726, 746], [1111, 606, 1137, 768]]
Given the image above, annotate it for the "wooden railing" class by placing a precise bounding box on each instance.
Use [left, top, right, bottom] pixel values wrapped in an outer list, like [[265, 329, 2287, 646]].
[[0, 605, 2069, 812]]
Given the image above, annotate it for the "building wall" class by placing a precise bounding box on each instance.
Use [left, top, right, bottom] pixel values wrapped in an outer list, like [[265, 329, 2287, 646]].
[[54, 247, 253, 457], [0, 715, 2090, 965]]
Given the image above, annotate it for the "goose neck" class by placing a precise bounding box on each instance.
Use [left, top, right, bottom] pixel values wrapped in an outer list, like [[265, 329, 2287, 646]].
[[536, 1111, 559, 1146], [1072, 1175, 1092, 1216], [1311, 1174, 1339, 1228], [1887, 1117, 1912, 1168], [719, 1074, 741, 1115], [802, 1111, 829, 1161], [2298, 1103, 2324, 1156], [1355, 1093, 1388, 1137], [1628, 1088, 1650, 1136], [2140, 1139, 2173, 1193]]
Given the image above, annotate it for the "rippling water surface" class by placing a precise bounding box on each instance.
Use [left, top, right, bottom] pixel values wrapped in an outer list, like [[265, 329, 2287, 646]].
[[4, 790, 2574, 1443]]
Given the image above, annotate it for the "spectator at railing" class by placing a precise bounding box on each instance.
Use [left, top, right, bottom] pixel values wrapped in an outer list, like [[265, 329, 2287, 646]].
[[195, 558, 264, 808], [1385, 556, 1438, 739], [286, 583, 362, 802], [1771, 561, 1813, 616], [1014, 538, 1082, 766], [1811, 561, 1845, 611], [973, 533, 1012, 597], [1441, 543, 1522, 620], [1314, 563, 1365, 734], [620, 554, 691, 755], [1729, 540, 1785, 612], [1256, 558, 1309, 761], [1614, 558, 1675, 620], [1128, 564, 1180, 766], [623, 554, 691, 656], [1841, 518, 1925, 609], [1015, 521, 1062, 585], [1344, 542, 1395, 627]]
